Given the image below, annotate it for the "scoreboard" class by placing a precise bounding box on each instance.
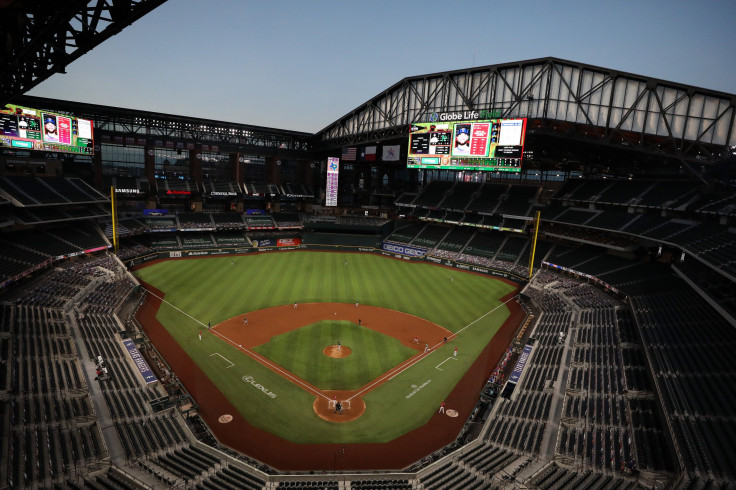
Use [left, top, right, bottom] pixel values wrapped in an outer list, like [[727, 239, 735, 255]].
[[0, 104, 95, 156], [407, 113, 526, 172], [325, 157, 339, 207]]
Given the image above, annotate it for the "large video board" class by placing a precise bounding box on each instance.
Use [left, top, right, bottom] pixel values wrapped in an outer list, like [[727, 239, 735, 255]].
[[407, 112, 525, 172], [325, 157, 339, 207], [0, 104, 95, 155]]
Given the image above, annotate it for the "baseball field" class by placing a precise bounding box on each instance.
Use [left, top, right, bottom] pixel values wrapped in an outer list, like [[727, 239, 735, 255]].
[[133, 251, 520, 467]]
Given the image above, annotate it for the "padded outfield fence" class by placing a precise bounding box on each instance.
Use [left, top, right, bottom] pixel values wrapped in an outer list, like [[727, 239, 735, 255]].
[[123, 238, 527, 284]]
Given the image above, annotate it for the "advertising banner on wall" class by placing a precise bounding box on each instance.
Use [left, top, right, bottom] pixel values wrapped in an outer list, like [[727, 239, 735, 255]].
[[252, 238, 274, 247], [122, 340, 157, 384], [508, 344, 533, 384], [381, 242, 427, 257], [277, 238, 302, 247]]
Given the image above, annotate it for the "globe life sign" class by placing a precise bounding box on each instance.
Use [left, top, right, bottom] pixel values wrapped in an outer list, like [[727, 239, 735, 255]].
[[428, 110, 502, 122]]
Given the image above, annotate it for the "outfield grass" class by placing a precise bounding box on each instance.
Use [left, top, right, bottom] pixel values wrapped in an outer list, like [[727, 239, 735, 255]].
[[135, 251, 516, 443], [252, 320, 417, 390]]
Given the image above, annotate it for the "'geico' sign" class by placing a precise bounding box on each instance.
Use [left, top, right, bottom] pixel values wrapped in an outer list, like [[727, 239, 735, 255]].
[[382, 243, 427, 257]]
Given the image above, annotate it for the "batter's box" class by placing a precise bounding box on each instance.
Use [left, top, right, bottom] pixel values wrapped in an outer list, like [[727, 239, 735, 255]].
[[210, 352, 235, 369], [328, 399, 351, 410], [435, 357, 458, 371]]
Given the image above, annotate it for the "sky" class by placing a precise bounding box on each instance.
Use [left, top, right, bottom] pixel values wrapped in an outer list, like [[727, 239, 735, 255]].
[[26, 0, 736, 134]]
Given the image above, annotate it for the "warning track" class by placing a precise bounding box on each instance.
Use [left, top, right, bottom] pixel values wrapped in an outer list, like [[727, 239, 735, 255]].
[[135, 280, 524, 471]]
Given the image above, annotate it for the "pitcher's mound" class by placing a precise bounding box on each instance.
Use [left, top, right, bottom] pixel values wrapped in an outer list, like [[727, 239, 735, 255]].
[[323, 345, 351, 358]]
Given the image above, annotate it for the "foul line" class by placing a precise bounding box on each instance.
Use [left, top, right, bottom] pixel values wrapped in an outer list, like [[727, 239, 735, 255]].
[[142, 287, 209, 328], [209, 353, 234, 368], [208, 327, 331, 401], [141, 285, 330, 401], [346, 295, 517, 402], [435, 357, 458, 371], [141, 284, 515, 404]]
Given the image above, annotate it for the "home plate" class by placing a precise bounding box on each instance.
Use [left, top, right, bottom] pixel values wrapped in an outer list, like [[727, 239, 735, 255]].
[[218, 414, 233, 423], [446, 409, 459, 418]]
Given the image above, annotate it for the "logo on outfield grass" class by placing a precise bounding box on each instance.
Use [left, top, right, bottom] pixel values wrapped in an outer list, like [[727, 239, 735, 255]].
[[405, 379, 432, 399], [242, 375, 278, 398]]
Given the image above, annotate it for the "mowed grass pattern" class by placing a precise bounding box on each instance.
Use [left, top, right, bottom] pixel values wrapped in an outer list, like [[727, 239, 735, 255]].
[[135, 251, 510, 332], [135, 251, 516, 443], [252, 320, 417, 390]]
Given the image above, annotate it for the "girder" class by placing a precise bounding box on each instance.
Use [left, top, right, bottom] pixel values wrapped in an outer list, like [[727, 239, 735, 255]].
[[0, 0, 168, 106], [315, 57, 736, 171], [14, 94, 312, 154]]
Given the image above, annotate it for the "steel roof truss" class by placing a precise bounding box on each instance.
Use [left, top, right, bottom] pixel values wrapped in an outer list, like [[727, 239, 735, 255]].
[[551, 62, 595, 128]]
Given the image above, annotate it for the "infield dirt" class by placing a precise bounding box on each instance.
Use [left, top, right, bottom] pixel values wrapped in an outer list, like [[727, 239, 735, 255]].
[[136, 279, 524, 471], [323, 345, 351, 358]]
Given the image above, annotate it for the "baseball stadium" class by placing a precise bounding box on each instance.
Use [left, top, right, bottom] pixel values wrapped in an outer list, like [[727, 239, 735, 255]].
[[1, 2, 736, 490]]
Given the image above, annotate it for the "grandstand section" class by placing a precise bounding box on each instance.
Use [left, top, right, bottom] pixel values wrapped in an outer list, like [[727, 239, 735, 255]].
[[436, 227, 475, 253], [211, 212, 247, 228], [0, 176, 107, 206], [467, 183, 508, 214], [2, 193, 735, 487], [464, 231, 508, 258], [442, 182, 479, 211], [496, 185, 538, 217], [1, 37, 735, 488], [246, 215, 276, 230]]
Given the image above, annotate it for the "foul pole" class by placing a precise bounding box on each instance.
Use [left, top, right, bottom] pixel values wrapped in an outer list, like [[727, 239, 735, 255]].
[[528, 210, 541, 280], [110, 186, 118, 254]]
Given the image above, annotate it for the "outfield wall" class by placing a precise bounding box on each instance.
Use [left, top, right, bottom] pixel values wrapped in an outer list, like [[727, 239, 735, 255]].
[[123, 240, 527, 284], [132, 253, 526, 471], [423, 254, 527, 283]]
